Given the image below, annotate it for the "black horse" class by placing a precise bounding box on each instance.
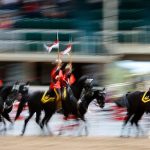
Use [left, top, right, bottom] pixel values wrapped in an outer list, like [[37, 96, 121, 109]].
[[16, 77, 88, 135], [17, 75, 106, 136], [114, 90, 150, 137], [0, 81, 30, 131], [58, 84, 106, 136], [14, 82, 30, 121], [0, 82, 21, 131]]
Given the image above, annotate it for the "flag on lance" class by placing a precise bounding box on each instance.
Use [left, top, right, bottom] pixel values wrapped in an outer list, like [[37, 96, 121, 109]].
[[60, 44, 72, 55], [44, 40, 59, 53]]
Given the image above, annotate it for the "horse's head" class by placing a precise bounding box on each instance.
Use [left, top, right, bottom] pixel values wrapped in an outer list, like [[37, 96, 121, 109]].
[[19, 82, 30, 94], [17, 81, 30, 101], [4, 82, 20, 108], [92, 87, 106, 108], [5, 81, 30, 108]]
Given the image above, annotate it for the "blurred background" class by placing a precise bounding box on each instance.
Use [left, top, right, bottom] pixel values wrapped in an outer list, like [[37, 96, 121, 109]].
[[0, 0, 150, 100]]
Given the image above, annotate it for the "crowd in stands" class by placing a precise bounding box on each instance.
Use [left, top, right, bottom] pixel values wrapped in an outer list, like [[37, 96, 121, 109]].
[[0, 0, 102, 29]]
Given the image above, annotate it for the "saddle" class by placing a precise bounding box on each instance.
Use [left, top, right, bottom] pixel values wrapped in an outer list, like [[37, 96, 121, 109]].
[[41, 89, 63, 111]]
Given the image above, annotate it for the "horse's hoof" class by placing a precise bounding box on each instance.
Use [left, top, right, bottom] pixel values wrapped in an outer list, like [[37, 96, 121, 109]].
[[49, 133, 53, 136], [120, 135, 129, 138], [20, 131, 25, 136], [39, 123, 44, 129], [20, 133, 24, 136], [120, 135, 125, 138], [58, 132, 62, 136], [9, 123, 14, 130]]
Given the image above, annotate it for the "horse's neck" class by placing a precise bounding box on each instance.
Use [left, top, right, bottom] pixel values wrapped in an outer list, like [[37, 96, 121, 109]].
[[71, 75, 88, 99], [0, 86, 12, 100], [0, 86, 3, 92], [85, 97, 93, 107], [80, 92, 94, 111], [70, 83, 84, 99]]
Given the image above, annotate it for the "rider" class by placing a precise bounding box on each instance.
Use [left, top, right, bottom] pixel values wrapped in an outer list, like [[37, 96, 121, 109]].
[[61, 62, 76, 103], [0, 79, 3, 87], [62, 62, 76, 86], [50, 59, 63, 89], [48, 58, 63, 110]]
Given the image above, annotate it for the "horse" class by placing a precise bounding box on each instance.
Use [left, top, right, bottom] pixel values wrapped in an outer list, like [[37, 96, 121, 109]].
[[0, 82, 21, 131], [58, 84, 106, 136], [18, 75, 106, 136], [114, 90, 150, 137], [0, 81, 30, 131], [14, 82, 30, 121]]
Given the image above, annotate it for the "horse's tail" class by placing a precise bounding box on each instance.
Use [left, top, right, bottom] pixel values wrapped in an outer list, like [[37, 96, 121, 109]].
[[114, 95, 129, 108], [14, 98, 27, 121], [114, 98, 124, 107], [0, 96, 3, 113]]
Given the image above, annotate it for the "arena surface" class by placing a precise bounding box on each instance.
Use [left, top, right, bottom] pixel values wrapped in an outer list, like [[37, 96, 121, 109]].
[[1, 89, 150, 150], [1, 136, 150, 150]]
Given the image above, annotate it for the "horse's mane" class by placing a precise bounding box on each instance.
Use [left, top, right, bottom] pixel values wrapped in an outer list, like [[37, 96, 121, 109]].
[[0, 86, 12, 100], [70, 75, 88, 99], [71, 75, 101, 99], [77, 75, 100, 87], [76, 75, 88, 86]]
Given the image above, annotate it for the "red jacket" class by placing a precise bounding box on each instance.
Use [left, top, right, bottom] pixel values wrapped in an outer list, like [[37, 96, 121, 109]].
[[50, 67, 63, 89], [62, 73, 76, 87]]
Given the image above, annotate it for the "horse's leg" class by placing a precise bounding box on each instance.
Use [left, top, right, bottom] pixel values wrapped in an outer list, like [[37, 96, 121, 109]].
[[40, 112, 54, 135], [40, 113, 47, 129], [44, 112, 55, 135], [120, 112, 133, 137], [21, 111, 34, 136], [77, 116, 88, 136], [126, 114, 137, 137], [35, 110, 41, 127], [35, 110, 45, 135], [15, 100, 26, 121], [2, 111, 14, 129], [2, 111, 13, 123], [131, 111, 144, 137], [0, 115, 6, 133], [84, 119, 88, 136], [40, 101, 56, 130], [40, 110, 53, 130], [136, 112, 145, 136]]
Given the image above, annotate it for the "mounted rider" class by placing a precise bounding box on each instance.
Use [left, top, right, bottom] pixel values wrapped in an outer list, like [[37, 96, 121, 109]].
[[45, 58, 63, 110], [62, 62, 76, 87], [60, 62, 76, 103], [50, 58, 63, 90]]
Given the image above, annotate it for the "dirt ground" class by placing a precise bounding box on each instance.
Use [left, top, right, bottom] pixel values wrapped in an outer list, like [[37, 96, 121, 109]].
[[0, 136, 150, 150]]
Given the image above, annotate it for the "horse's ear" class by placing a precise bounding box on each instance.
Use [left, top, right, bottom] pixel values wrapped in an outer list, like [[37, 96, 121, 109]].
[[12, 81, 20, 91], [15, 81, 19, 85], [92, 86, 105, 92], [26, 81, 30, 85]]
